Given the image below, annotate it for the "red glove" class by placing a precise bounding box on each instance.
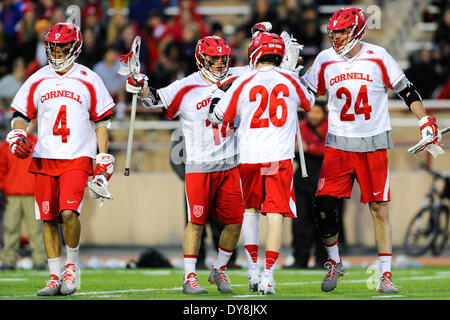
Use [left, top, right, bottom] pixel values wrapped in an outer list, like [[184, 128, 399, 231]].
[[6, 129, 33, 159], [93, 153, 115, 181], [419, 115, 440, 143], [251, 22, 272, 38]]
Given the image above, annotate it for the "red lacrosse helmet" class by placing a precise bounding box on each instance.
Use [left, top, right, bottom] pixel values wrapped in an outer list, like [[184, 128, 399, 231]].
[[45, 23, 83, 72], [248, 32, 285, 69], [327, 7, 366, 56], [195, 36, 231, 82]]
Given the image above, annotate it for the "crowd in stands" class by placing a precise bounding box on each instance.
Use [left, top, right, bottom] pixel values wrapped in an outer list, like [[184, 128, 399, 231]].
[[0, 0, 448, 140], [405, 0, 450, 99]]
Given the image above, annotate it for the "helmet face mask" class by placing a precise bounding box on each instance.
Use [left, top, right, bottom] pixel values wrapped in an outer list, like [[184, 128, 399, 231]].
[[45, 23, 83, 72], [195, 36, 231, 82], [327, 8, 367, 56]]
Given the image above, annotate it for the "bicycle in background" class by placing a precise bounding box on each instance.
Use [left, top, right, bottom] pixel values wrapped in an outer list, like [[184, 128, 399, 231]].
[[404, 162, 450, 256]]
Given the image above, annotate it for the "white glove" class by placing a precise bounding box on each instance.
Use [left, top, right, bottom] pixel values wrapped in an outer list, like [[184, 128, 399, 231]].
[[251, 22, 272, 38], [410, 116, 445, 158], [126, 73, 149, 94], [280, 31, 304, 74]]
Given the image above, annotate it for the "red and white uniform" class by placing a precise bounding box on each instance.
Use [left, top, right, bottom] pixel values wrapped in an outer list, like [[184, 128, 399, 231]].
[[304, 42, 404, 138], [10, 63, 114, 219], [214, 66, 314, 216], [12, 63, 114, 161], [157, 68, 246, 225], [303, 42, 404, 203]]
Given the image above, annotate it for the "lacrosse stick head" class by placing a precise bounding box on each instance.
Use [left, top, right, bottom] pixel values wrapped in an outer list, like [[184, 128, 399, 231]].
[[118, 36, 141, 76], [88, 174, 111, 200]]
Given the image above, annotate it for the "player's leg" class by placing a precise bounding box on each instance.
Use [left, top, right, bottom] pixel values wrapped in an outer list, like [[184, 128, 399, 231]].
[[239, 163, 264, 292], [209, 167, 244, 293], [314, 148, 353, 292], [35, 174, 63, 296], [182, 173, 211, 294], [258, 160, 295, 295], [369, 201, 398, 293], [356, 149, 398, 293], [58, 170, 88, 295]]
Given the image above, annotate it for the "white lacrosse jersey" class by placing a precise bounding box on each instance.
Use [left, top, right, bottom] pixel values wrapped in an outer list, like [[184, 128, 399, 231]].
[[157, 68, 245, 169], [214, 66, 314, 164], [303, 42, 405, 138], [11, 63, 114, 159]]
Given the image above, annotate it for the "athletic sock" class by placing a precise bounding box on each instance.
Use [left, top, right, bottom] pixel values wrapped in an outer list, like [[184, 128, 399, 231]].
[[242, 212, 260, 268], [184, 255, 197, 279], [245, 244, 259, 269], [379, 253, 392, 275], [65, 245, 79, 266], [262, 250, 279, 279], [213, 247, 233, 270], [48, 257, 62, 278], [324, 241, 341, 264]]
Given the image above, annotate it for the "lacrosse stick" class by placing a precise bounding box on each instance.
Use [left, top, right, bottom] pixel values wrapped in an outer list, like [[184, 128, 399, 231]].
[[408, 126, 450, 158], [118, 36, 141, 176], [296, 113, 308, 178]]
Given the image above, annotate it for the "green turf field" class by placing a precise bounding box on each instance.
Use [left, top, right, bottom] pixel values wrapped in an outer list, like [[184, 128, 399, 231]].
[[0, 266, 449, 300]]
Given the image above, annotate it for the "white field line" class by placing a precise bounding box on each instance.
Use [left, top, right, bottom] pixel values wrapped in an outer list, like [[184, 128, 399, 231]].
[[0, 274, 447, 299]]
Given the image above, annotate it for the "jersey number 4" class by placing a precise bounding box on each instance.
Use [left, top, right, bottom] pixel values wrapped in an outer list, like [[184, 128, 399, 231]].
[[337, 85, 372, 121], [53, 105, 70, 143], [250, 84, 289, 128]]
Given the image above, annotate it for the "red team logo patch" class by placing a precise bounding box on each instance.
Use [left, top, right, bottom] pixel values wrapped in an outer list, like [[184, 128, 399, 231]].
[[42, 201, 50, 214], [193, 205, 204, 218]]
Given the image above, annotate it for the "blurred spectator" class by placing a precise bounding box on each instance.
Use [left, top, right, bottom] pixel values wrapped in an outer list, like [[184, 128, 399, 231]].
[[0, 0, 22, 37], [141, 9, 169, 73], [35, 0, 58, 21], [114, 22, 149, 75], [93, 46, 127, 120], [405, 48, 446, 99], [16, 1, 38, 65], [77, 27, 105, 70], [129, 0, 168, 31], [49, 6, 66, 25], [181, 22, 199, 75], [243, 0, 280, 37], [24, 18, 51, 78], [106, 11, 128, 46], [168, 0, 210, 43], [149, 41, 185, 88], [288, 101, 346, 269], [210, 21, 224, 38], [81, 0, 107, 50], [0, 57, 26, 110], [433, 5, 450, 50], [0, 122, 46, 270]]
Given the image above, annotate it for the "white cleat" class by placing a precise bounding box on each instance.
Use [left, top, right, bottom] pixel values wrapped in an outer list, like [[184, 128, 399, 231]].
[[258, 274, 275, 295], [378, 272, 400, 293], [37, 274, 61, 296], [60, 264, 80, 296], [248, 268, 261, 293]]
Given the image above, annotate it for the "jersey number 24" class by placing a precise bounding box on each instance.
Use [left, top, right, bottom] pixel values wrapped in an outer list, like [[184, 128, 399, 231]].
[[337, 85, 372, 121]]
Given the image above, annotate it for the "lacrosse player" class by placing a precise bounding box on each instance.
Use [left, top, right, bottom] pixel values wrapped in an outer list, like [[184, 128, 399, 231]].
[[6, 22, 115, 296], [301, 7, 444, 293], [126, 35, 250, 295], [208, 32, 314, 295]]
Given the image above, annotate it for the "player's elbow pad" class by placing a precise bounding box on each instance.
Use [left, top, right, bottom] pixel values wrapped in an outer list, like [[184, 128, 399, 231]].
[[397, 82, 422, 110], [139, 87, 161, 109]]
